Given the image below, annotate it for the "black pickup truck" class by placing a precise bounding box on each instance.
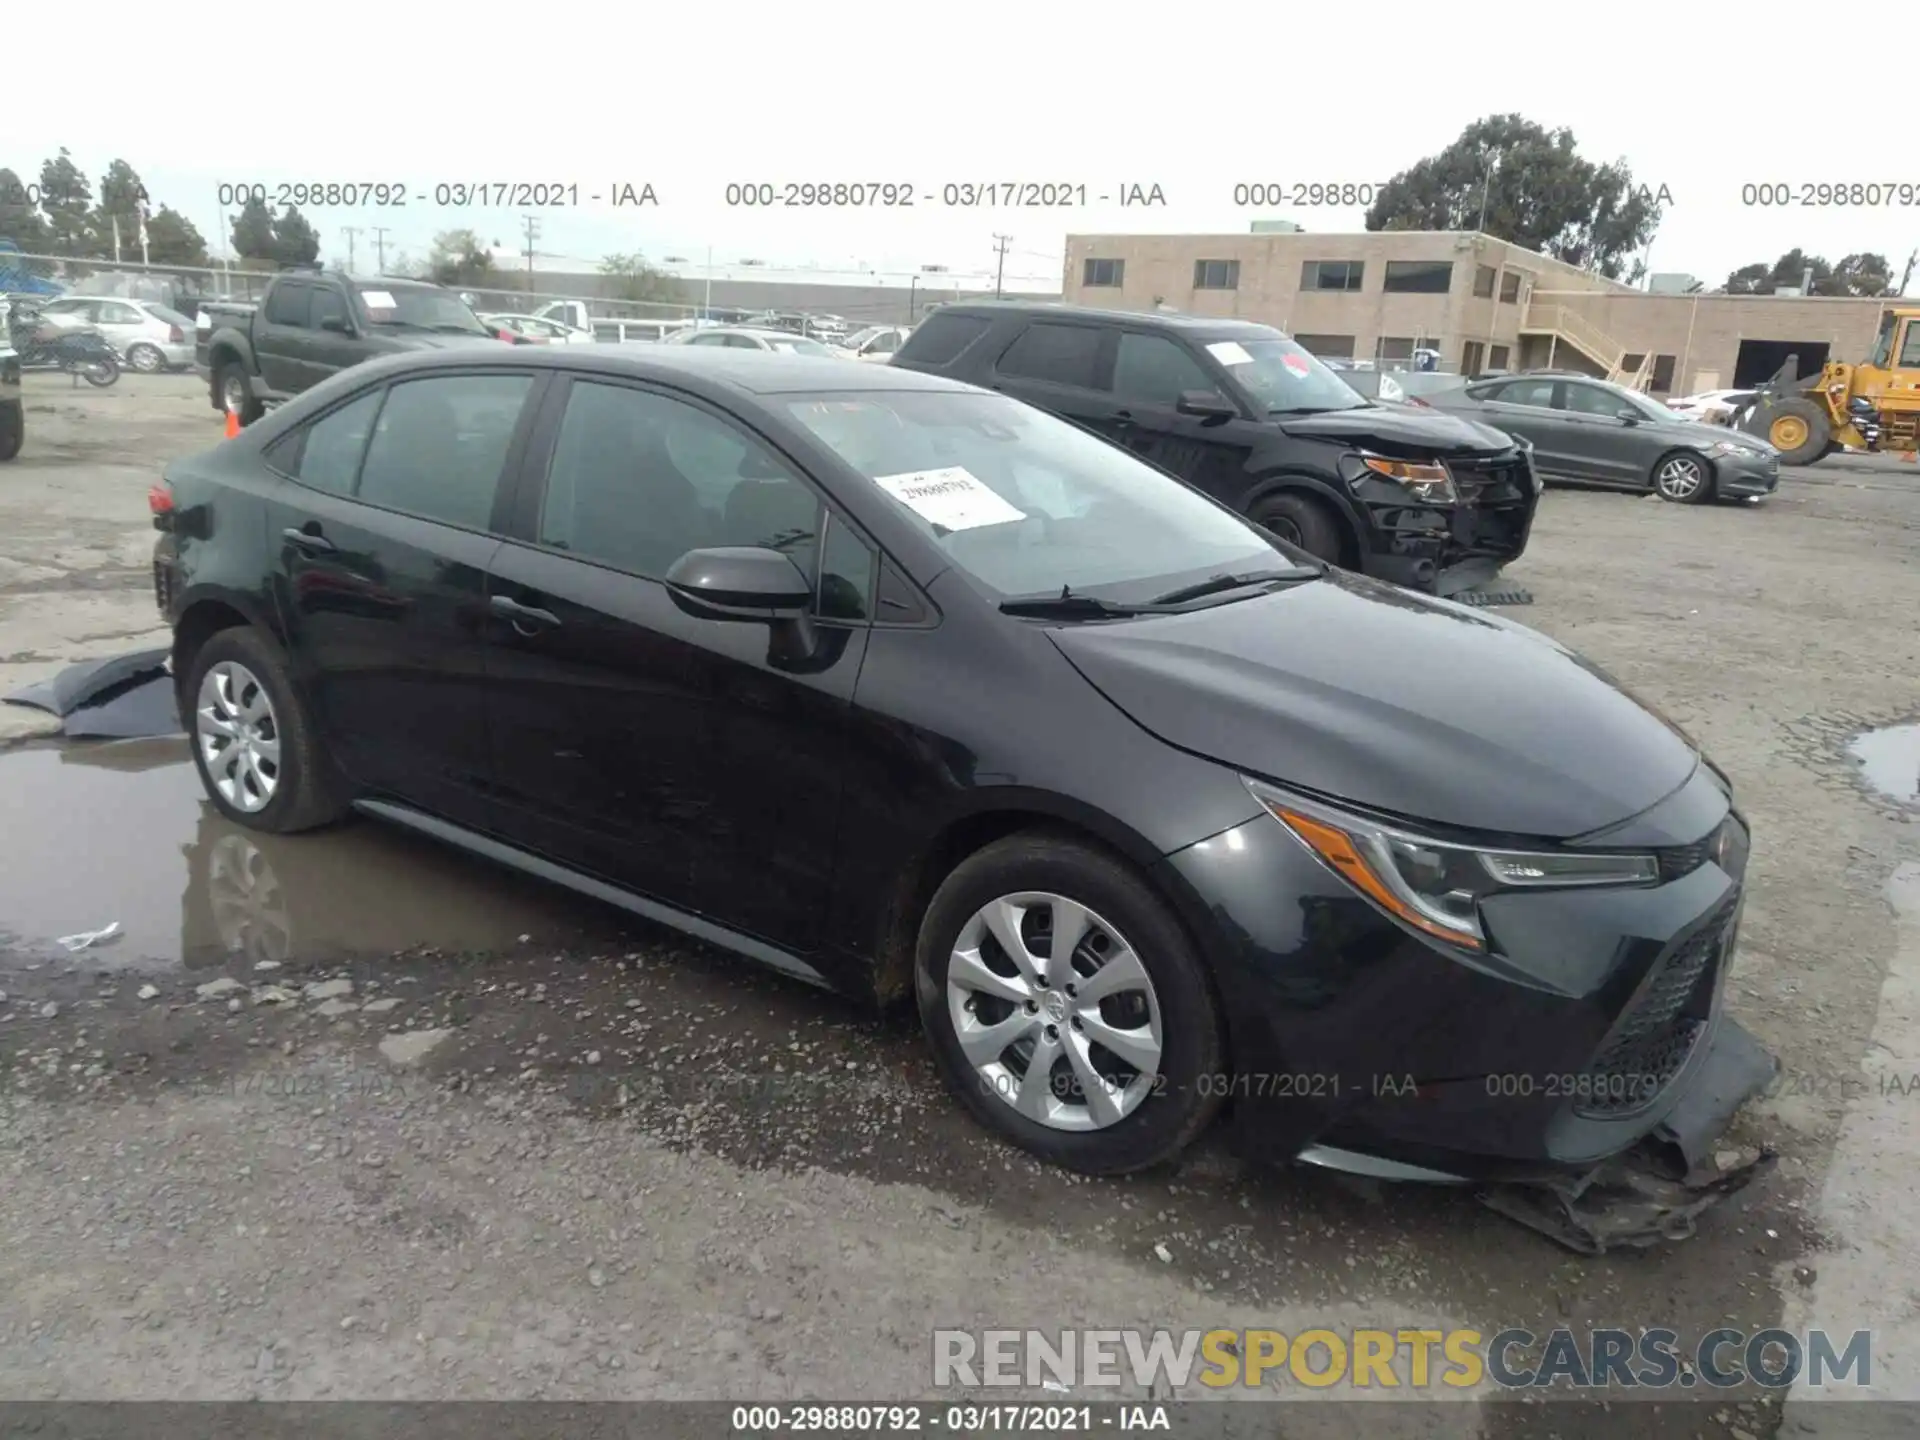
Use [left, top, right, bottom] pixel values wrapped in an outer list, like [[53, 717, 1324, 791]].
[[196, 269, 502, 424]]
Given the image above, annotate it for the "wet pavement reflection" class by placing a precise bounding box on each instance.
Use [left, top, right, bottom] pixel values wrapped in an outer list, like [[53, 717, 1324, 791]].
[[0, 739, 619, 971], [1850, 722, 1920, 804]]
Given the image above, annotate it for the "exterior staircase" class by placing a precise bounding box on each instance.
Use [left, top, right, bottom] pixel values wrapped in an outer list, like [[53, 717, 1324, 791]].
[[1520, 302, 1651, 390]]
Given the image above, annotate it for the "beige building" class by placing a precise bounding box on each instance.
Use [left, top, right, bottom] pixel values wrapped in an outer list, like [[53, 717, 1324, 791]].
[[1062, 230, 1893, 398]]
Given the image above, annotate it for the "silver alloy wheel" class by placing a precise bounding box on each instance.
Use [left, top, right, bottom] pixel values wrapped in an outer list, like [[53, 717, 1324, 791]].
[[206, 833, 293, 962], [1656, 455, 1706, 500], [946, 891, 1163, 1132], [196, 660, 282, 813], [221, 371, 248, 415], [128, 343, 163, 373]]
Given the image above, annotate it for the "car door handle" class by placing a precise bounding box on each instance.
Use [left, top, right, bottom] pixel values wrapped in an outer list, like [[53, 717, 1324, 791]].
[[281, 526, 335, 554], [490, 594, 561, 632], [1112, 410, 1135, 426]]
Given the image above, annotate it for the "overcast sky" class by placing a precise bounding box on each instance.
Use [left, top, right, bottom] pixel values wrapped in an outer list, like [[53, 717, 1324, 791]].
[[11, 3, 1916, 293]]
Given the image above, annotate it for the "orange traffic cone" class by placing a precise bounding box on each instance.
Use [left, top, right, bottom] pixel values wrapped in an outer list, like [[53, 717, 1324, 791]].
[[224, 409, 240, 440]]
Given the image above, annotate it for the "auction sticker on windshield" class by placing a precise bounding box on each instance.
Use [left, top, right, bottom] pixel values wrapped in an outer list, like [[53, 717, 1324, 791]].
[[1283, 352, 1311, 376], [1206, 341, 1253, 366], [359, 291, 398, 313], [875, 467, 1026, 532]]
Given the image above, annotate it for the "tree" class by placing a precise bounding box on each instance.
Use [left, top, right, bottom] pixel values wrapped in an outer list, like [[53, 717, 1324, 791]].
[[426, 229, 495, 286], [91, 157, 149, 256], [36, 148, 94, 255], [1720, 249, 1894, 297], [1364, 113, 1665, 282], [385, 250, 428, 280], [0, 166, 52, 257], [231, 195, 276, 262], [599, 251, 683, 304], [270, 206, 320, 266], [145, 206, 209, 267]]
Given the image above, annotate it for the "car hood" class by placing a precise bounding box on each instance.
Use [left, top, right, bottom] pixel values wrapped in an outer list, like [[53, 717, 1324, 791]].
[[1275, 403, 1514, 457], [388, 332, 501, 351], [1050, 570, 1698, 839]]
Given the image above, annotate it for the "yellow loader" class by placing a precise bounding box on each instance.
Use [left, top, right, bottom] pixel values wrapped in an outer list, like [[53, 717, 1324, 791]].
[[1739, 306, 1920, 465]]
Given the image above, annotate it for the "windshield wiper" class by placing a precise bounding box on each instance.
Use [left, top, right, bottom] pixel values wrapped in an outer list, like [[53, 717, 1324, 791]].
[[997, 590, 1146, 620], [368, 318, 433, 331], [1146, 567, 1320, 606], [432, 323, 486, 333], [1268, 404, 1359, 416]]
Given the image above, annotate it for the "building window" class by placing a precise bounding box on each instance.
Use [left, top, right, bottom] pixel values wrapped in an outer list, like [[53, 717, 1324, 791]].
[[1620, 352, 1646, 377], [1376, 336, 1417, 363], [1193, 259, 1240, 290], [1300, 260, 1364, 292], [1651, 354, 1676, 392], [1462, 340, 1485, 374], [1082, 257, 1124, 288], [1293, 333, 1355, 359], [1382, 261, 1453, 294], [1489, 344, 1510, 369], [1500, 271, 1522, 303], [1473, 266, 1497, 299]]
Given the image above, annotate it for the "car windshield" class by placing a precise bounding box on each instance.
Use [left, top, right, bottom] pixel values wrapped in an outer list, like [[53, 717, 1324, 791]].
[[357, 286, 487, 333], [1204, 336, 1371, 414], [768, 336, 836, 356], [785, 390, 1285, 600]]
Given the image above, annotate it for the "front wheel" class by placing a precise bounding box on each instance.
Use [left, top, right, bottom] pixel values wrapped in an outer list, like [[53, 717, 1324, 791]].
[[1653, 451, 1714, 504], [1250, 492, 1347, 567], [0, 400, 21, 462], [79, 357, 119, 387], [914, 833, 1226, 1175]]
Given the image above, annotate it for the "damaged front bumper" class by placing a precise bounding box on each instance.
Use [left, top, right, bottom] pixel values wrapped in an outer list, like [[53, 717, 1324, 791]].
[[1351, 448, 1541, 596]]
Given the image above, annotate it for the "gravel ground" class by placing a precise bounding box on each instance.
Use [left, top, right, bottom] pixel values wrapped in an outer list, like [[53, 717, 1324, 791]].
[[1, 372, 1916, 1434]]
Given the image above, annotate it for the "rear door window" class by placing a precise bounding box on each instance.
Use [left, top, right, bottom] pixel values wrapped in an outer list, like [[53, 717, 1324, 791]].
[[1491, 378, 1558, 409], [994, 322, 1105, 389], [268, 388, 384, 495], [893, 312, 991, 366], [355, 374, 534, 530]]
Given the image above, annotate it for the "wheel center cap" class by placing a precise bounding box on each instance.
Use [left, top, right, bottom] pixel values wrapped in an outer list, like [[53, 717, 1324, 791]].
[[1043, 990, 1068, 1023]]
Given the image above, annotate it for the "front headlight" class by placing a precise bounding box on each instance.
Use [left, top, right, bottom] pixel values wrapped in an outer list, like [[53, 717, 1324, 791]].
[[1246, 780, 1658, 952], [1708, 440, 1759, 458], [1352, 452, 1457, 502]]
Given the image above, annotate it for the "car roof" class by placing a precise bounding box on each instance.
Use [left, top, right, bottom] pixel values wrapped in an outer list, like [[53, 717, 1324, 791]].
[[341, 343, 975, 397], [928, 300, 1283, 340], [694, 326, 830, 340]]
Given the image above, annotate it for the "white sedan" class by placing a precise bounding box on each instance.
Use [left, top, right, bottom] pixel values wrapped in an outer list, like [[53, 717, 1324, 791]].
[[666, 326, 850, 357], [1666, 388, 1755, 423]]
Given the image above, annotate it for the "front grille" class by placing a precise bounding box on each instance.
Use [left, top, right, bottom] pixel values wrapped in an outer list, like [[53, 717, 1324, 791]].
[[1656, 815, 1748, 883], [1573, 899, 1734, 1118], [152, 556, 172, 617], [1449, 454, 1528, 503]]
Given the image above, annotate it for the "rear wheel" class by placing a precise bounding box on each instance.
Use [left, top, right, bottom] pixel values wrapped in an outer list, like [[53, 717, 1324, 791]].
[[127, 343, 165, 374], [185, 627, 348, 834], [915, 833, 1226, 1175], [217, 362, 264, 426], [0, 400, 21, 462], [1250, 492, 1346, 566], [1746, 395, 1829, 466]]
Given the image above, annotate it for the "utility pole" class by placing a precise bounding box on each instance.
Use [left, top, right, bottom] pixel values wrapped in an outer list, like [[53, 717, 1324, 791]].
[[370, 226, 392, 275], [991, 234, 1012, 298], [341, 225, 363, 274], [521, 215, 542, 292]]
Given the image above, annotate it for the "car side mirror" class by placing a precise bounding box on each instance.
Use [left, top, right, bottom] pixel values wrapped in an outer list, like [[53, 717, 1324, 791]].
[[320, 316, 353, 335], [664, 546, 812, 622], [1616, 408, 1641, 424], [1176, 390, 1236, 423]]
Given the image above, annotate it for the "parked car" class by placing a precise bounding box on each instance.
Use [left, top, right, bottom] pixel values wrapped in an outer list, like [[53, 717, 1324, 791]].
[[1424, 372, 1779, 504], [590, 318, 689, 344], [890, 302, 1539, 595], [1666, 388, 1756, 425], [480, 313, 595, 345], [667, 326, 847, 357], [840, 325, 913, 362], [197, 271, 500, 424], [32, 295, 195, 372], [0, 295, 21, 462], [150, 344, 1765, 1181], [1334, 368, 1468, 407]]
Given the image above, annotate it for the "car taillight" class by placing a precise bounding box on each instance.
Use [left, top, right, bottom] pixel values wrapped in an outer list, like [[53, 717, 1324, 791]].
[[149, 482, 174, 531], [1410, 397, 1433, 407], [169, 324, 185, 342]]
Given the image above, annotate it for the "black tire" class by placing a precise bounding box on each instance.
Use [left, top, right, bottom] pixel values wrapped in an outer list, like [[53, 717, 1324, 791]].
[[1743, 395, 1829, 466], [126, 343, 164, 374], [914, 832, 1227, 1175], [81, 356, 119, 388], [216, 362, 264, 425], [184, 626, 349, 834], [1652, 450, 1715, 505], [1250, 491, 1346, 566], [0, 401, 21, 463]]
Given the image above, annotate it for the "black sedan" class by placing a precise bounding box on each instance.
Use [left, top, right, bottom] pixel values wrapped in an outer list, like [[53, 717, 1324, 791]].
[[151, 346, 1767, 1181], [1426, 372, 1781, 503]]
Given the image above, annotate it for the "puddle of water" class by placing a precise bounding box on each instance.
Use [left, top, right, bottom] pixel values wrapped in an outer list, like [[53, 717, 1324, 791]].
[[1849, 722, 1920, 803], [0, 740, 617, 972]]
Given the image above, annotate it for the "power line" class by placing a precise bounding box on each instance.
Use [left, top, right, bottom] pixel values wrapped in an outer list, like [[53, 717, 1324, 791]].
[[340, 226, 363, 274], [371, 226, 392, 274], [991, 234, 1013, 298], [520, 215, 542, 291]]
